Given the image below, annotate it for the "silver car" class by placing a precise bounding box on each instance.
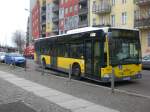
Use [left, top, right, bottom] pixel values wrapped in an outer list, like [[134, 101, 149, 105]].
[[142, 55, 150, 69], [0, 52, 6, 62]]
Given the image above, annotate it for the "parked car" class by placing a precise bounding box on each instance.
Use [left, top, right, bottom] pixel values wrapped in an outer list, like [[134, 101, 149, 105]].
[[5, 53, 26, 66], [0, 52, 6, 62], [142, 55, 150, 69]]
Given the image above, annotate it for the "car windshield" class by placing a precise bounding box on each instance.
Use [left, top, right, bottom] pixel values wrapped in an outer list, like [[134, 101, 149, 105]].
[[108, 29, 141, 66], [0, 52, 5, 56], [10, 53, 22, 57]]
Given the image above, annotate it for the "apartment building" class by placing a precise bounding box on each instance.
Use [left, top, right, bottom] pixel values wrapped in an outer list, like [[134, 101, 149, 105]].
[[40, 0, 47, 37], [135, 0, 150, 56], [31, 0, 150, 55], [59, 0, 79, 34], [51, 0, 59, 35], [46, 0, 53, 36], [32, 0, 40, 39], [32, 0, 136, 35], [91, 0, 111, 27], [78, 0, 89, 28], [91, 0, 136, 28]]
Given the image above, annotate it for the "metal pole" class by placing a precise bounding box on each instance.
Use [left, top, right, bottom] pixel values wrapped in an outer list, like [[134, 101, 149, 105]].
[[41, 63, 44, 75], [111, 68, 115, 93], [24, 59, 27, 71], [69, 64, 72, 81], [13, 60, 15, 69]]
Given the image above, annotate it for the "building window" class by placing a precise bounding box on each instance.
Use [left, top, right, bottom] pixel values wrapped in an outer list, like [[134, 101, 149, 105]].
[[74, 5, 78, 12], [122, 12, 127, 25], [61, 0, 64, 4], [70, 6, 72, 13], [93, 18, 96, 26], [65, 8, 68, 14], [122, 0, 126, 4], [112, 0, 115, 5], [92, 1, 96, 11], [148, 32, 150, 47], [111, 15, 115, 27]]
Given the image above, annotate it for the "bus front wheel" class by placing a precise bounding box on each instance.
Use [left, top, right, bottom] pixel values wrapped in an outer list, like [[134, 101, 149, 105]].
[[42, 59, 46, 69], [72, 64, 81, 78]]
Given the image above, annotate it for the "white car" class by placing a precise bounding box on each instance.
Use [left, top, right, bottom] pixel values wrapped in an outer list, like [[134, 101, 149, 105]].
[[0, 52, 6, 62]]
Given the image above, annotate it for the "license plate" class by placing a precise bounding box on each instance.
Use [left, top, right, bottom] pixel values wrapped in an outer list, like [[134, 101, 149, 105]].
[[123, 77, 131, 81]]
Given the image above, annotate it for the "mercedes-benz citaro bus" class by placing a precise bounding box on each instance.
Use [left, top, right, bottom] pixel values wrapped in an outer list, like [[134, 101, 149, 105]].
[[34, 27, 142, 82]]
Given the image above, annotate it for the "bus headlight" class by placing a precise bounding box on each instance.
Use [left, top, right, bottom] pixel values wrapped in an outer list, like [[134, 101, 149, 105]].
[[103, 74, 111, 78]]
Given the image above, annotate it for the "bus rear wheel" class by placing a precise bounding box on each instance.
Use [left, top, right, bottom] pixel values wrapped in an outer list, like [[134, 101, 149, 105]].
[[72, 64, 81, 78]]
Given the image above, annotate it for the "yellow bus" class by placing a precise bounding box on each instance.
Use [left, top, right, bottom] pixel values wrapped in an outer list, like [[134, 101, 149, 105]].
[[34, 27, 142, 82]]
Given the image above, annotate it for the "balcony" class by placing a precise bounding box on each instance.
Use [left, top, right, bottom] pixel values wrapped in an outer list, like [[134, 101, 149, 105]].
[[41, 11, 46, 16], [93, 4, 111, 14], [52, 25, 59, 32], [78, 8, 88, 15], [41, 20, 46, 25], [78, 20, 88, 28], [79, 0, 87, 3], [134, 17, 150, 29], [42, 27, 46, 33], [52, 15, 59, 22], [53, 0, 59, 4], [52, 5, 59, 12], [135, 0, 150, 6], [42, 0, 46, 6], [93, 23, 111, 27]]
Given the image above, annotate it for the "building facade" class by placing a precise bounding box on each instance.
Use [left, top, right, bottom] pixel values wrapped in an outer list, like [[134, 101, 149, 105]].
[[52, 0, 59, 35], [41, 0, 47, 37], [91, 0, 111, 27], [29, 0, 37, 41], [30, 0, 150, 55], [32, 0, 40, 39], [46, 0, 53, 36], [59, 0, 79, 34], [135, 0, 150, 56]]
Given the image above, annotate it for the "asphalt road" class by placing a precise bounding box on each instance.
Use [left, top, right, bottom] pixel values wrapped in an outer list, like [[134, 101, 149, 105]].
[[0, 60, 150, 112], [26, 59, 150, 98], [116, 70, 150, 97]]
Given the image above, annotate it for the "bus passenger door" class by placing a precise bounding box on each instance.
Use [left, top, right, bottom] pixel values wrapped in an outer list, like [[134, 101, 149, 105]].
[[85, 41, 93, 75], [51, 47, 57, 68], [85, 40, 100, 79]]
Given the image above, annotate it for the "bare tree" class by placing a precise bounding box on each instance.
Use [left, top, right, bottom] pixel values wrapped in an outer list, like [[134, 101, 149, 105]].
[[12, 30, 25, 53]]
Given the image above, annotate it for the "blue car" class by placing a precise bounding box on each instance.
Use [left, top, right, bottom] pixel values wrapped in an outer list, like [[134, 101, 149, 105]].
[[5, 53, 26, 66]]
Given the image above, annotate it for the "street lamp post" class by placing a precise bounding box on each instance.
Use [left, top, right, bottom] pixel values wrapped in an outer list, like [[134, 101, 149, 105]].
[[25, 8, 33, 45]]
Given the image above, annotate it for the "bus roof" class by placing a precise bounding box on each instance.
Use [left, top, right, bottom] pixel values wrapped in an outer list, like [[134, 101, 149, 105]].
[[34, 27, 139, 41]]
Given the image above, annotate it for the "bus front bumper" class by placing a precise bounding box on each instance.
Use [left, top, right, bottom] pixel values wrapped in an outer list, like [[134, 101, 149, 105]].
[[101, 73, 142, 82]]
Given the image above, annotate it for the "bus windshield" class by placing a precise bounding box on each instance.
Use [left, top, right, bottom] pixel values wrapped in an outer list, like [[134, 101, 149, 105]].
[[108, 29, 141, 66]]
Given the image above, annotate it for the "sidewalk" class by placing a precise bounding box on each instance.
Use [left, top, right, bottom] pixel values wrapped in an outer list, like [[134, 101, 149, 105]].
[[0, 64, 150, 112], [0, 71, 119, 112]]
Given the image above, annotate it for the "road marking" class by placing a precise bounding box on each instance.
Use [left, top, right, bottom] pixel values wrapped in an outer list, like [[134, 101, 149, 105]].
[[0, 71, 119, 112]]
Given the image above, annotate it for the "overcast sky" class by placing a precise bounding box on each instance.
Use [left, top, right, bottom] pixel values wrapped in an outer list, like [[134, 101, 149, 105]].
[[0, 0, 29, 47]]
